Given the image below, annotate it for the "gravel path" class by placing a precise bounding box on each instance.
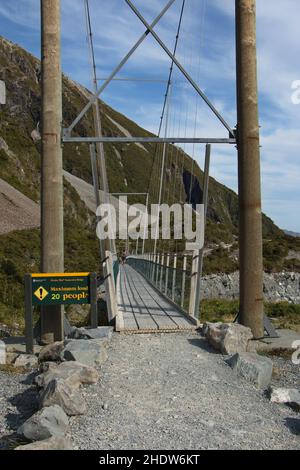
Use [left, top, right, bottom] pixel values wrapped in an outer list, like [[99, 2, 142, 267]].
[[69, 332, 299, 450], [0, 332, 299, 450]]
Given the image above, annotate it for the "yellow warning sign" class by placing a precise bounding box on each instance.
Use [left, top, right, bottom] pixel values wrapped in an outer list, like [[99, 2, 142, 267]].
[[34, 286, 49, 301]]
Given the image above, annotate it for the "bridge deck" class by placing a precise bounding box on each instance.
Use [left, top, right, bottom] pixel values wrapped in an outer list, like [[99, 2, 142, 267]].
[[116, 264, 196, 333]]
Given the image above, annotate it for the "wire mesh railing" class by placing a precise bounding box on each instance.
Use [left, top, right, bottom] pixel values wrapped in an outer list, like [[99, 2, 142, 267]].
[[127, 252, 198, 318]]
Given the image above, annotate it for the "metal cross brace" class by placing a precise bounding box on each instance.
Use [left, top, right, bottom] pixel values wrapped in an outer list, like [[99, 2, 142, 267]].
[[64, 0, 176, 137], [125, 0, 234, 138], [62, 136, 236, 144], [63, 0, 235, 141]]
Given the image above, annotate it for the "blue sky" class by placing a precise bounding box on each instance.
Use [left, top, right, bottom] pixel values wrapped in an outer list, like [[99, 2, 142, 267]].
[[0, 0, 300, 232]]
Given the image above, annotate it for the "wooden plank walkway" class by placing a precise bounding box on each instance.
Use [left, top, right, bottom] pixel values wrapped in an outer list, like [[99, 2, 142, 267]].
[[116, 264, 196, 333]]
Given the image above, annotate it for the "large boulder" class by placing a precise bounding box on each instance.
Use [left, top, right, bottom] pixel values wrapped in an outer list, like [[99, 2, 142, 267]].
[[226, 352, 273, 389], [15, 436, 73, 450], [270, 388, 300, 409], [62, 339, 108, 367], [14, 354, 38, 369], [39, 378, 86, 416], [35, 361, 99, 389], [0, 340, 6, 364], [39, 342, 64, 363], [203, 322, 253, 355], [17, 405, 68, 441]]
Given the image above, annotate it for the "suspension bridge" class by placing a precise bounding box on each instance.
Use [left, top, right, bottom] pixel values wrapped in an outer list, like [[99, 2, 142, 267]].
[[38, 0, 266, 343]]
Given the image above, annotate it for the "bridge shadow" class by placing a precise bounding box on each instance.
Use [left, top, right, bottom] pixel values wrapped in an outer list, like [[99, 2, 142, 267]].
[[187, 335, 220, 354], [5, 386, 39, 432], [284, 417, 300, 436], [0, 384, 39, 450]]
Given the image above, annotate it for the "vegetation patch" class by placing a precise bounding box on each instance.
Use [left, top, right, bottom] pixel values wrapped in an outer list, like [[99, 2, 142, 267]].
[[200, 299, 300, 332]]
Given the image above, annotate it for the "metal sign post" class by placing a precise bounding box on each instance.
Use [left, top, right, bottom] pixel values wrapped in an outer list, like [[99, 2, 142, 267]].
[[24, 272, 98, 353]]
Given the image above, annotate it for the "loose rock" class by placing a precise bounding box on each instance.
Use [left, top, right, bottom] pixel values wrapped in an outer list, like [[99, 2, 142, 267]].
[[39, 378, 86, 416], [270, 388, 300, 408], [6, 352, 18, 365], [38, 342, 64, 363], [17, 405, 69, 441], [62, 339, 108, 367], [203, 322, 253, 355], [226, 352, 273, 389], [36, 361, 99, 389], [39, 361, 58, 374], [14, 354, 38, 369], [15, 436, 73, 450], [69, 326, 113, 341]]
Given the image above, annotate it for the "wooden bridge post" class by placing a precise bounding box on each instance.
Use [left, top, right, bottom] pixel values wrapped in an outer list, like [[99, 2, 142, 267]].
[[40, 0, 64, 343], [236, 0, 264, 338], [165, 253, 170, 296]]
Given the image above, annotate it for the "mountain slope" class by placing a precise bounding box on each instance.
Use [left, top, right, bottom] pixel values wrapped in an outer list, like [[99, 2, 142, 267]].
[[0, 35, 282, 236]]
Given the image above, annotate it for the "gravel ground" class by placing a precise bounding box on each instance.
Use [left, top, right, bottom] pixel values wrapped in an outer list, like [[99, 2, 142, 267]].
[[0, 332, 299, 450], [0, 370, 39, 449], [69, 332, 299, 450], [271, 356, 300, 389]]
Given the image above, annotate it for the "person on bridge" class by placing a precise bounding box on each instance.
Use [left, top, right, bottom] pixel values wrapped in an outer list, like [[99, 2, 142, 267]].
[[121, 251, 127, 265]]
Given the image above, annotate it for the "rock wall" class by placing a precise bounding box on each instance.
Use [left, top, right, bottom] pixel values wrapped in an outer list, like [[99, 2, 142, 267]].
[[200, 271, 300, 304]]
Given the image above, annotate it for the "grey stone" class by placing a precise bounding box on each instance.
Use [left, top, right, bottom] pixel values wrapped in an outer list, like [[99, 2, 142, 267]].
[[39, 342, 64, 362], [70, 326, 113, 341], [226, 352, 273, 389], [203, 322, 253, 355], [39, 361, 58, 374], [6, 352, 19, 364], [62, 339, 108, 367], [15, 436, 73, 450], [36, 361, 99, 389], [14, 354, 38, 369], [0, 340, 6, 364], [270, 388, 300, 407], [39, 378, 86, 416], [17, 405, 69, 441], [80, 326, 114, 340]]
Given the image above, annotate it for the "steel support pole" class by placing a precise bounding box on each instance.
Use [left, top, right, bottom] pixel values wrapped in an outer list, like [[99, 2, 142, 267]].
[[171, 254, 177, 302], [193, 144, 211, 319], [85, 0, 115, 256], [160, 253, 165, 291], [40, 0, 64, 343], [181, 254, 187, 309], [236, 0, 264, 338], [154, 84, 172, 255], [165, 253, 170, 296], [142, 193, 149, 255], [90, 144, 105, 260]]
